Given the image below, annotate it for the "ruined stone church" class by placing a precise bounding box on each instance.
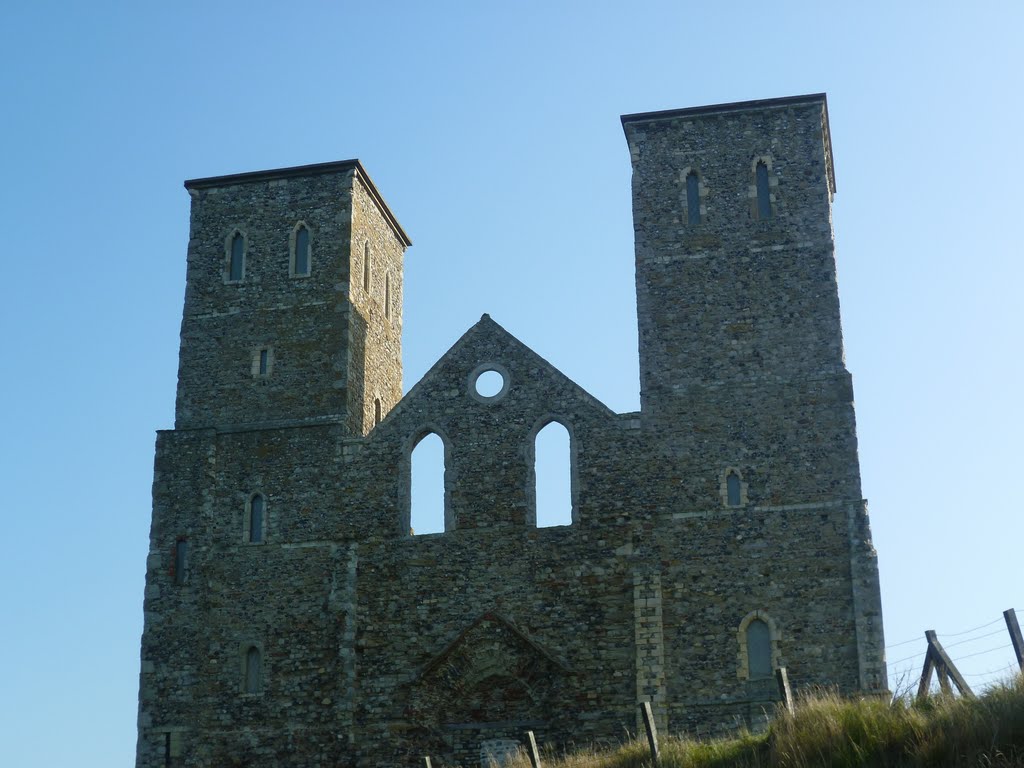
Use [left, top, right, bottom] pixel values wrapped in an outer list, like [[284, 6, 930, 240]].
[[136, 94, 887, 767]]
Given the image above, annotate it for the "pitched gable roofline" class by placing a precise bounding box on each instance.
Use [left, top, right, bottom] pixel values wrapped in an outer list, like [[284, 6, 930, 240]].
[[384, 313, 618, 428]]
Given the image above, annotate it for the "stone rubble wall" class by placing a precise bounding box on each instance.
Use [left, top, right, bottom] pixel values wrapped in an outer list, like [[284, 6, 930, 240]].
[[136, 97, 887, 768], [176, 171, 360, 430]]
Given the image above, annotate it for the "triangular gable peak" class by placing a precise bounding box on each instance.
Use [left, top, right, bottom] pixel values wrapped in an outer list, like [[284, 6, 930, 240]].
[[417, 612, 570, 681], [405, 613, 570, 731], [370, 315, 626, 531], [386, 313, 617, 432]]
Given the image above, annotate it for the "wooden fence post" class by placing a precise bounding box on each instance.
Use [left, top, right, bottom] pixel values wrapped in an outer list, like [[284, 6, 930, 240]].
[[917, 636, 937, 701], [775, 667, 795, 715], [917, 629, 975, 700], [524, 730, 542, 768], [1005, 609, 1024, 672], [640, 701, 660, 766]]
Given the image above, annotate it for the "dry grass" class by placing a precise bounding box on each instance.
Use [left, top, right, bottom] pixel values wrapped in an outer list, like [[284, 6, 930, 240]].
[[497, 673, 1024, 768]]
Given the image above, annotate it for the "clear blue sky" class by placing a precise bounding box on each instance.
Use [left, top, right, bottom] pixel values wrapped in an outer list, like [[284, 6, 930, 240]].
[[1, 2, 1021, 765]]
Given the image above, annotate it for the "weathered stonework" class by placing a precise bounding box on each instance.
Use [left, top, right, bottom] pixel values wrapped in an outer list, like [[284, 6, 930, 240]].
[[136, 95, 886, 768]]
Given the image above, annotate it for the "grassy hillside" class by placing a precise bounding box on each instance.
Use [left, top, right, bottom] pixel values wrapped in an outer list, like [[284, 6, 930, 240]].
[[504, 674, 1024, 768]]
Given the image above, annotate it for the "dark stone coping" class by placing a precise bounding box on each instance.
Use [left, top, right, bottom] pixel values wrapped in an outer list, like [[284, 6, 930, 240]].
[[621, 93, 835, 194], [184, 159, 412, 247], [159, 415, 346, 436]]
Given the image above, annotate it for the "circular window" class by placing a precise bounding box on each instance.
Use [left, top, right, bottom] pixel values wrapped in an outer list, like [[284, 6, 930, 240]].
[[468, 364, 510, 403], [475, 370, 504, 397]]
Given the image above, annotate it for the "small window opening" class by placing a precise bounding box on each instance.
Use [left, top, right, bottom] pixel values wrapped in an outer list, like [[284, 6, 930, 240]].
[[474, 370, 505, 398], [468, 363, 511, 404], [163, 731, 181, 765], [173, 539, 188, 585], [411, 432, 445, 535], [229, 232, 245, 281], [746, 618, 772, 679], [374, 398, 382, 426], [384, 272, 391, 319], [756, 161, 772, 219], [726, 471, 741, 506], [258, 349, 269, 376], [294, 224, 310, 276], [249, 494, 264, 543], [535, 421, 572, 527], [363, 242, 371, 292], [244, 646, 262, 693], [686, 171, 701, 225]]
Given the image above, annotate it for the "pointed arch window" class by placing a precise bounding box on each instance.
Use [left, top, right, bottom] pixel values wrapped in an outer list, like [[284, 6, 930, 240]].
[[247, 494, 265, 543], [292, 223, 310, 276], [686, 170, 701, 225], [229, 232, 245, 282], [726, 471, 741, 506], [410, 431, 447, 535], [363, 242, 371, 292], [746, 619, 772, 679], [534, 421, 573, 527], [756, 161, 772, 219], [243, 646, 262, 693], [738, 611, 780, 682], [722, 467, 746, 507]]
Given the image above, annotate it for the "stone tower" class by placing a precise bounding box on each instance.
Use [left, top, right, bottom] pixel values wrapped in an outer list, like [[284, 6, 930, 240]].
[[175, 160, 410, 434], [136, 96, 885, 768], [137, 161, 410, 767], [622, 93, 884, 693], [623, 93, 863, 518]]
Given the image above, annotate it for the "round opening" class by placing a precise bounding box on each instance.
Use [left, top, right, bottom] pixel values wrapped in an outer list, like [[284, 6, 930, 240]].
[[468, 363, 511, 403], [474, 369, 505, 398]]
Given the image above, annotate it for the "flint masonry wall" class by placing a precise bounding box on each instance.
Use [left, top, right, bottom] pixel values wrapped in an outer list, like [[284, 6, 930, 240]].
[[625, 96, 861, 508], [349, 174, 406, 436], [136, 95, 886, 768]]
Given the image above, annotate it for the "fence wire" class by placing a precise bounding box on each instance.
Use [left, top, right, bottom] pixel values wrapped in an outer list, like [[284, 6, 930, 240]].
[[884, 609, 1021, 694]]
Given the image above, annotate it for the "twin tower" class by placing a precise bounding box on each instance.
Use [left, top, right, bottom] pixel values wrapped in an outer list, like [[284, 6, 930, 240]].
[[137, 95, 885, 768]]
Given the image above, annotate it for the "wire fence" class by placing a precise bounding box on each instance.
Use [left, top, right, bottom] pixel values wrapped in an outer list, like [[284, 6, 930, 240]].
[[884, 608, 1022, 697]]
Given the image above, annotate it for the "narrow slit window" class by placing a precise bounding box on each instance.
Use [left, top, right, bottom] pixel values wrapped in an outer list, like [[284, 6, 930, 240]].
[[294, 225, 310, 276], [686, 171, 701, 225], [374, 398, 382, 426], [363, 242, 371, 292], [249, 494, 264, 543], [726, 471, 741, 506], [229, 233, 245, 281], [244, 646, 262, 693], [756, 161, 772, 219], [384, 272, 391, 318], [163, 731, 182, 765], [258, 349, 269, 376], [746, 619, 772, 679], [174, 539, 188, 585]]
